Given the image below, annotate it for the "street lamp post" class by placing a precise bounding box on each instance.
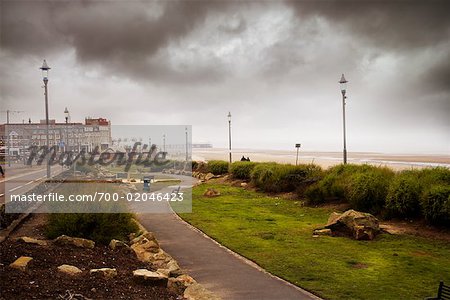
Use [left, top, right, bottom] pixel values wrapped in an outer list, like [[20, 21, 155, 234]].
[[40, 60, 51, 178], [163, 134, 166, 153], [228, 112, 232, 164], [185, 127, 189, 162], [339, 74, 348, 164], [64, 107, 69, 153]]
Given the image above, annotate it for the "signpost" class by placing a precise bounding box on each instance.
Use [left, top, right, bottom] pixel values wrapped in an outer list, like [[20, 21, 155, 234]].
[[295, 143, 301, 166]]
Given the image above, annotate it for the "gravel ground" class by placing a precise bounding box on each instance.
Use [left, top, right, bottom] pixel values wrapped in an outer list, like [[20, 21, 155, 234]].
[[0, 237, 178, 300]]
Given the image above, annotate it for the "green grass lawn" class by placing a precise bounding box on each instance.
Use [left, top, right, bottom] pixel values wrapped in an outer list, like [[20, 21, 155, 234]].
[[176, 182, 450, 300]]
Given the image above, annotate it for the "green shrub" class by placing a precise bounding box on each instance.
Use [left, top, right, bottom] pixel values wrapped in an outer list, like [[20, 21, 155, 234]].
[[385, 171, 422, 218], [305, 164, 388, 205], [46, 213, 138, 245], [347, 169, 394, 214], [421, 185, 450, 227], [192, 161, 199, 171], [418, 167, 450, 186], [230, 161, 258, 180], [251, 163, 322, 193], [207, 160, 229, 175]]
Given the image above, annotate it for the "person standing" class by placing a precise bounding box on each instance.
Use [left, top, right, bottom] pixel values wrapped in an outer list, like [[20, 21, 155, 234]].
[[0, 164, 4, 178]]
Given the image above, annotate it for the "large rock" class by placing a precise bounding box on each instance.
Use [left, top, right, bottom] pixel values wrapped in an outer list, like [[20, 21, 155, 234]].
[[54, 235, 95, 249], [90, 268, 117, 278], [204, 173, 215, 181], [131, 232, 159, 246], [203, 188, 220, 197], [184, 283, 221, 300], [157, 259, 183, 278], [324, 209, 380, 240], [9, 256, 33, 272], [166, 259, 183, 277], [132, 269, 168, 286], [168, 274, 196, 295], [57, 264, 82, 276], [131, 235, 161, 262]]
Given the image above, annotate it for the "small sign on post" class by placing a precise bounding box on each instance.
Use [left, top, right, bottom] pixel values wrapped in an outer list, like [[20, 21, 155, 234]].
[[295, 143, 301, 166]]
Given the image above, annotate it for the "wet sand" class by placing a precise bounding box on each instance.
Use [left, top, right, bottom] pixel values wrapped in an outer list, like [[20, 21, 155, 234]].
[[192, 148, 450, 170]]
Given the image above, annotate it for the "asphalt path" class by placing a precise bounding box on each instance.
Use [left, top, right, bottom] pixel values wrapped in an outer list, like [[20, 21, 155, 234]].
[[135, 176, 321, 300]]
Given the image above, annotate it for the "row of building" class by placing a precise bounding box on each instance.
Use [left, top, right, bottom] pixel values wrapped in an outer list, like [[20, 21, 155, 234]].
[[0, 118, 111, 159]]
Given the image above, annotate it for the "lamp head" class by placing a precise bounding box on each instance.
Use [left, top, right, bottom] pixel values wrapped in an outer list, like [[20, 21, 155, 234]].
[[228, 111, 231, 121], [40, 59, 51, 81], [339, 73, 348, 93]]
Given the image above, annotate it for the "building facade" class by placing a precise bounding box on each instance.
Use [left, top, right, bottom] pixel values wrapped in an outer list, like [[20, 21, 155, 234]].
[[0, 117, 111, 159]]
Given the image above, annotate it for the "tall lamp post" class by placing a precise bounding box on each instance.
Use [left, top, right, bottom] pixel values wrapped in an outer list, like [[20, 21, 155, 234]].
[[339, 74, 348, 164], [228, 112, 232, 164], [163, 134, 166, 153], [185, 127, 189, 162], [40, 60, 51, 178], [64, 107, 69, 152]]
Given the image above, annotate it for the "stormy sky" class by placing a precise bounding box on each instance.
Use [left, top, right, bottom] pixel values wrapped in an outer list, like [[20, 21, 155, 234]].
[[1, 0, 449, 154]]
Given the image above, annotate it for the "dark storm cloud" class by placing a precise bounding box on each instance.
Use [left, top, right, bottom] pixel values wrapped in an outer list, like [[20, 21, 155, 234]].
[[1, 0, 233, 83], [286, 0, 450, 112], [287, 0, 450, 50], [422, 59, 450, 93]]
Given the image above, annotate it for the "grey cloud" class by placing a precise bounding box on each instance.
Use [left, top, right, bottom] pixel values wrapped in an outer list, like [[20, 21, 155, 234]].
[[1, 1, 232, 83], [287, 0, 450, 51], [218, 15, 247, 34]]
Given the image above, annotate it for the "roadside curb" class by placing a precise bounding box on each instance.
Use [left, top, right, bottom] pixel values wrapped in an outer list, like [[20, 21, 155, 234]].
[[0, 173, 67, 244], [0, 211, 32, 243]]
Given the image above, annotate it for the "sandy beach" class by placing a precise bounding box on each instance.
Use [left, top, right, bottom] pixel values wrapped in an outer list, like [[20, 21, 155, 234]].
[[192, 148, 450, 170]]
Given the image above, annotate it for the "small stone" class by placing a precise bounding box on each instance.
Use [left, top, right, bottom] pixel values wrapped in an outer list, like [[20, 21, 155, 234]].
[[240, 182, 248, 187], [203, 188, 220, 197], [133, 269, 168, 286], [313, 229, 332, 236], [10, 256, 33, 272], [109, 239, 129, 250], [184, 283, 220, 300], [54, 235, 95, 249], [128, 233, 137, 241], [57, 264, 82, 276], [17, 237, 47, 246], [90, 268, 117, 278], [91, 288, 97, 293]]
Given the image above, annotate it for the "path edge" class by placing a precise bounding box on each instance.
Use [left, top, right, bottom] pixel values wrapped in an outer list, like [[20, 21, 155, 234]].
[[170, 210, 323, 300]]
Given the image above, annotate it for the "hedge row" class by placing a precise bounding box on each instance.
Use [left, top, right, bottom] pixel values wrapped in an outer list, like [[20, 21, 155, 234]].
[[206, 160, 229, 175], [305, 165, 450, 226], [251, 163, 323, 193], [194, 160, 450, 227], [305, 164, 395, 214]]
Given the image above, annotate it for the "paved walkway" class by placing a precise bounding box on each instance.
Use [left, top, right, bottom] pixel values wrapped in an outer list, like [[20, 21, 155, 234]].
[[136, 177, 320, 300]]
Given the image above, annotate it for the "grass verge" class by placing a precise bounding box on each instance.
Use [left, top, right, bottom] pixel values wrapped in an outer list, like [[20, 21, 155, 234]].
[[175, 182, 450, 300]]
